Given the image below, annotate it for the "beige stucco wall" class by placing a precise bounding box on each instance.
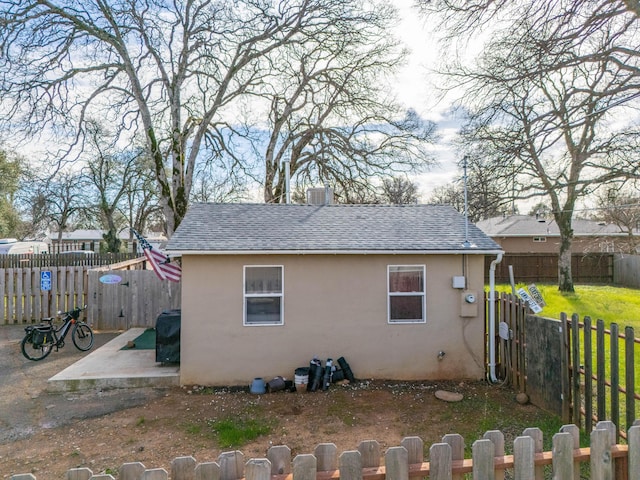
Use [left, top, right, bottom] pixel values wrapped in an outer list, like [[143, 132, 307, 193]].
[[179, 253, 488, 386]]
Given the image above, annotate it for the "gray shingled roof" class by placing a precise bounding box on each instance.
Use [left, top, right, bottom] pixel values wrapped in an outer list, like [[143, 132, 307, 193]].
[[166, 203, 502, 254], [476, 215, 635, 237]]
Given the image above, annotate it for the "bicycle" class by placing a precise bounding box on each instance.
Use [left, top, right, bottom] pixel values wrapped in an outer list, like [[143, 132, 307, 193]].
[[21, 305, 94, 361]]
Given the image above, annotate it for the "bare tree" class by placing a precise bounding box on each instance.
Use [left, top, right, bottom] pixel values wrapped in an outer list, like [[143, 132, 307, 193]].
[[428, 156, 511, 222], [423, 0, 640, 291], [242, 5, 437, 204], [596, 185, 640, 253], [380, 176, 420, 205], [0, 0, 410, 235], [0, 147, 23, 237]]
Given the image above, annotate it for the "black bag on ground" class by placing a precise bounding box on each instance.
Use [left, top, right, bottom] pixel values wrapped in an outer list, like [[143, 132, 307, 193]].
[[155, 309, 181, 363]]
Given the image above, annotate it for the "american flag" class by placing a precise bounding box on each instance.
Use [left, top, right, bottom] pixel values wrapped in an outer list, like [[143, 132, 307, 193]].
[[131, 229, 182, 282]]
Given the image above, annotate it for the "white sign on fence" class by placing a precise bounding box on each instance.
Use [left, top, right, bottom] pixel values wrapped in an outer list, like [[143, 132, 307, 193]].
[[517, 287, 543, 313]]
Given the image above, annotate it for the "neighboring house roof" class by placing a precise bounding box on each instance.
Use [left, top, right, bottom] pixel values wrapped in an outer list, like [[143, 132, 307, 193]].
[[476, 215, 636, 237], [166, 203, 502, 254]]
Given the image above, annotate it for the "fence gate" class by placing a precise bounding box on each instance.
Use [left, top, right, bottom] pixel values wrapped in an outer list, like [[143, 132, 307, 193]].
[[87, 270, 181, 330], [522, 316, 564, 416]]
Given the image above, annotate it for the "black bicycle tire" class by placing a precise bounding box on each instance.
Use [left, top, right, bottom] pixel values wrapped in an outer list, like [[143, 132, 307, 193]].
[[72, 323, 94, 351], [20, 334, 54, 361]]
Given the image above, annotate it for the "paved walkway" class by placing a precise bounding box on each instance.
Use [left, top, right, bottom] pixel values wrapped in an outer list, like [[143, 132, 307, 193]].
[[48, 328, 180, 392]]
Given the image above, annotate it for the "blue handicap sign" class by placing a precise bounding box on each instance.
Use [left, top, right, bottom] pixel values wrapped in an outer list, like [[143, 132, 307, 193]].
[[41, 271, 52, 291]]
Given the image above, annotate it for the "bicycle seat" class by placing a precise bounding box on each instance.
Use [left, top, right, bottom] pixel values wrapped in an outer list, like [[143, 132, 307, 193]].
[[42, 317, 54, 323]]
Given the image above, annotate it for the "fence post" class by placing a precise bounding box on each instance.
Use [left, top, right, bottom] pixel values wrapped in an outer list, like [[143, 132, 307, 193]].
[[513, 436, 535, 480], [629, 425, 640, 480], [195, 462, 220, 480], [597, 319, 606, 422], [314, 443, 338, 472], [610, 323, 620, 443], [66, 468, 93, 480], [142, 469, 169, 480], [560, 313, 571, 423], [120, 462, 146, 480], [245, 458, 271, 480], [584, 316, 593, 433], [401, 436, 424, 465], [472, 439, 495, 480], [571, 314, 581, 428], [522, 428, 543, 480], [560, 425, 580, 480], [625, 326, 636, 431], [385, 446, 409, 480], [267, 445, 291, 475], [429, 443, 452, 480], [442, 434, 464, 480], [218, 451, 244, 480], [292, 454, 316, 480], [552, 432, 574, 479], [357, 440, 380, 468], [591, 428, 614, 480], [483, 431, 505, 480], [339, 451, 362, 480], [172, 456, 197, 480]]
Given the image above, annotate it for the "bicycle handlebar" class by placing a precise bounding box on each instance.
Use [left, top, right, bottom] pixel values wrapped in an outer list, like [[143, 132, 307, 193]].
[[56, 305, 87, 317]]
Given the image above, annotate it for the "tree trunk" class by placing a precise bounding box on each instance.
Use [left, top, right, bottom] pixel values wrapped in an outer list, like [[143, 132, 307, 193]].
[[556, 214, 575, 292]]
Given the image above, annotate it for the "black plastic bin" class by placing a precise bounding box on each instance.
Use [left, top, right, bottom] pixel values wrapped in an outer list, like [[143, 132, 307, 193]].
[[156, 309, 181, 363]]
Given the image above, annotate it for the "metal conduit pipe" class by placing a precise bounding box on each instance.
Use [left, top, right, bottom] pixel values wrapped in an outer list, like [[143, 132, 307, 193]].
[[488, 252, 503, 383]]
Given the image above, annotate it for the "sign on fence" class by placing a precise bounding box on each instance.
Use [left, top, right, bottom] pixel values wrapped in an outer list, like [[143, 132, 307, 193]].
[[40, 271, 51, 291], [517, 287, 543, 313]]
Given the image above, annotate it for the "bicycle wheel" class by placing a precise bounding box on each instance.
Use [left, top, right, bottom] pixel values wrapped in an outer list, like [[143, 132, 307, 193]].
[[72, 323, 94, 351], [21, 334, 54, 361]]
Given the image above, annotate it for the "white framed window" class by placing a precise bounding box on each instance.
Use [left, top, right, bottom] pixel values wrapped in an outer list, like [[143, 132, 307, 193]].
[[533, 237, 547, 242], [243, 265, 284, 326], [387, 265, 426, 324]]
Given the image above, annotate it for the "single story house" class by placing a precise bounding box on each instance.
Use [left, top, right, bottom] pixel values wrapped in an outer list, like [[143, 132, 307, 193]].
[[476, 215, 639, 254], [166, 203, 503, 386]]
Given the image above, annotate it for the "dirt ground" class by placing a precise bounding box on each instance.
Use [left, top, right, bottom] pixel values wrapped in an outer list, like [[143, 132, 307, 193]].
[[0, 326, 558, 478]]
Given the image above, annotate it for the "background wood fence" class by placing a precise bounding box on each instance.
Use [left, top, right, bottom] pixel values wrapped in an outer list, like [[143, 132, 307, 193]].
[[11, 423, 640, 480], [1, 258, 181, 328], [490, 293, 640, 441], [0, 252, 137, 268], [484, 253, 614, 284], [614, 254, 640, 288]]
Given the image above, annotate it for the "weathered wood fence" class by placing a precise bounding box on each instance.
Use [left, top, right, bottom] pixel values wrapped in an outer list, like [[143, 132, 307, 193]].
[[614, 253, 640, 288], [88, 258, 181, 330], [484, 253, 614, 284], [0, 252, 137, 268], [564, 313, 640, 442], [0, 266, 88, 323], [10, 422, 640, 480], [1, 258, 181, 328], [490, 294, 640, 441]]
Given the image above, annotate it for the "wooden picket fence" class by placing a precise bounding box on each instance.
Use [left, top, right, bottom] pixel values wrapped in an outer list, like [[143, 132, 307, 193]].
[[10, 422, 640, 480], [1, 258, 181, 327], [0, 266, 88, 323]]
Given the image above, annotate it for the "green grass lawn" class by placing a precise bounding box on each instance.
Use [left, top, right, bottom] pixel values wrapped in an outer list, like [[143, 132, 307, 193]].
[[489, 283, 640, 330]]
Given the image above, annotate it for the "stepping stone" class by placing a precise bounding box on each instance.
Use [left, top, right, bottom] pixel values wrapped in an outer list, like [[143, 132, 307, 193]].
[[435, 390, 464, 402]]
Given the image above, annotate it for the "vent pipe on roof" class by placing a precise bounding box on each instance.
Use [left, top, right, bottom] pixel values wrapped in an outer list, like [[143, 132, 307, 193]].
[[284, 160, 291, 204], [462, 156, 470, 248]]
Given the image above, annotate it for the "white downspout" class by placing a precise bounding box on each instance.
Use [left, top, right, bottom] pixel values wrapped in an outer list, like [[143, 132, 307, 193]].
[[488, 252, 503, 383]]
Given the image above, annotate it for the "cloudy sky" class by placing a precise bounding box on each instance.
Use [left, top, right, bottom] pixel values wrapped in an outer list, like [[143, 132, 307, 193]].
[[392, 0, 461, 201]]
